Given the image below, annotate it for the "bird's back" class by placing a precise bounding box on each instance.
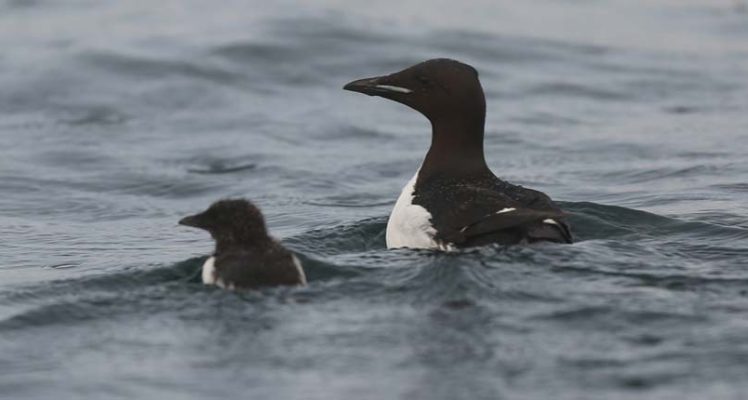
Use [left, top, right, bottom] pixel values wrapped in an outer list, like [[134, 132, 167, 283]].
[[214, 242, 306, 289]]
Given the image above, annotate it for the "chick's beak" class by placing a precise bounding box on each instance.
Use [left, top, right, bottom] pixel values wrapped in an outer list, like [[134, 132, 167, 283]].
[[179, 214, 202, 228]]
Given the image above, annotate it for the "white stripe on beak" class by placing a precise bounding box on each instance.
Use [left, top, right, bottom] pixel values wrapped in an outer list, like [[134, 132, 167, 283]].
[[375, 84, 412, 94]]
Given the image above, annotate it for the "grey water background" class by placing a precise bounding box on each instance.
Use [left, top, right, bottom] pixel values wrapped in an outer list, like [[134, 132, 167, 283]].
[[1, 0, 747, 398]]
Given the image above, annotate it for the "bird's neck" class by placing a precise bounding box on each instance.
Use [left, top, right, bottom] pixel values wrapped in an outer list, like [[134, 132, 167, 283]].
[[212, 233, 269, 255], [419, 116, 490, 183]]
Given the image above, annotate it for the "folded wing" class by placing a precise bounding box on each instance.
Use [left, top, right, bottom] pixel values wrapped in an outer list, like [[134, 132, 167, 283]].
[[429, 186, 573, 246]]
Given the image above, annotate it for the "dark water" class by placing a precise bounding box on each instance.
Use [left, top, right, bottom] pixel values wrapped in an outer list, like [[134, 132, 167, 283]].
[[1, 0, 748, 398]]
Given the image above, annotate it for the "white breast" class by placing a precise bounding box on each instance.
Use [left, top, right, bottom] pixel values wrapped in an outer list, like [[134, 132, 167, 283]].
[[292, 255, 307, 286], [201, 256, 216, 284], [201, 256, 230, 289], [386, 171, 442, 250]]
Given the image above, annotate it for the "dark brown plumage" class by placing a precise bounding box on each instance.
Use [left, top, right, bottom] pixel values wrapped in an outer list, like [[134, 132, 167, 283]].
[[179, 199, 306, 289], [345, 59, 572, 248]]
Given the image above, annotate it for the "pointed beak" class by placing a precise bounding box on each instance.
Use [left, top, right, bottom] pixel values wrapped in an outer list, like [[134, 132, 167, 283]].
[[343, 76, 413, 97], [178, 214, 203, 228]]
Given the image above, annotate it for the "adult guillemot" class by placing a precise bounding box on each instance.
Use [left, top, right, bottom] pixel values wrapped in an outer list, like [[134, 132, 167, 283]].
[[179, 199, 306, 289], [344, 58, 572, 249]]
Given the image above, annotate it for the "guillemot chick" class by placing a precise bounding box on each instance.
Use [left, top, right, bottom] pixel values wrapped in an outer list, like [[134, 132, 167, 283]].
[[344, 58, 572, 249], [179, 199, 306, 289]]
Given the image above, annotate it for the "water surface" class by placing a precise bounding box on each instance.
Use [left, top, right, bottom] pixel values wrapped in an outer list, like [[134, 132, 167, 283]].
[[1, 1, 747, 398]]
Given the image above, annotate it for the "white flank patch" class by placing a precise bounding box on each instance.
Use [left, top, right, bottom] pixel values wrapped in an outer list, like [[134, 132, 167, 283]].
[[293, 255, 307, 286], [201, 256, 217, 285], [543, 218, 560, 226], [375, 84, 412, 94], [496, 207, 516, 214], [386, 171, 440, 250]]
